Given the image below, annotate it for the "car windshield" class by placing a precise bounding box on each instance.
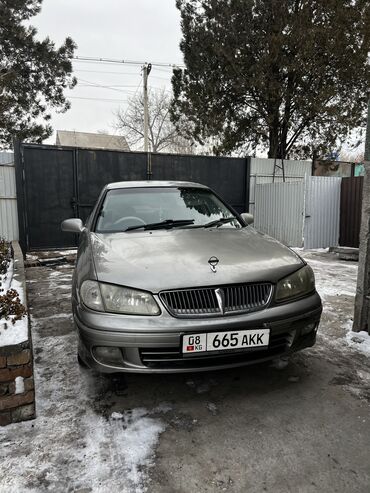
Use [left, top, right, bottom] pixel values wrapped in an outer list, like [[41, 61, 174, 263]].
[[95, 187, 242, 233]]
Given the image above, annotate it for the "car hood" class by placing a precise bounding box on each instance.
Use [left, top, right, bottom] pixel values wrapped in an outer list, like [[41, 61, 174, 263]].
[[90, 228, 303, 293]]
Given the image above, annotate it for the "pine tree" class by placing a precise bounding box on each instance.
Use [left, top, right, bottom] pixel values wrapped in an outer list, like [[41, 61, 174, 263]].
[[171, 0, 370, 158], [0, 0, 77, 148]]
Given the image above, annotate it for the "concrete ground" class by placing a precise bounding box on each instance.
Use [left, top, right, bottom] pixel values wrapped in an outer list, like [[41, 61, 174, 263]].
[[1, 250, 370, 493]]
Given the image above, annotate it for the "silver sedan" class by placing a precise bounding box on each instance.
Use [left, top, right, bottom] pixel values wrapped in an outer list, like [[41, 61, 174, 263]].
[[61, 181, 322, 373]]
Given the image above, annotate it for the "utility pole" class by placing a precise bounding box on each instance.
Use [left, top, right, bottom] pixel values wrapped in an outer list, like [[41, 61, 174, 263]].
[[142, 63, 152, 152], [353, 94, 370, 333]]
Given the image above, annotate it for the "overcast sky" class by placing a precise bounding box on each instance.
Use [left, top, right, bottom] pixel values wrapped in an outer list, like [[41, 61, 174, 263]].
[[33, 0, 183, 144]]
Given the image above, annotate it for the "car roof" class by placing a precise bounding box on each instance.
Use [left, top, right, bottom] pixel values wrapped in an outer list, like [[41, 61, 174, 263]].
[[105, 180, 209, 190]]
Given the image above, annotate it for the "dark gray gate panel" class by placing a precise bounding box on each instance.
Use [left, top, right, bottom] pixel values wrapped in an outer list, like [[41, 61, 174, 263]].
[[77, 149, 147, 222], [15, 143, 250, 251], [152, 154, 248, 213], [24, 147, 76, 250], [339, 176, 363, 248]]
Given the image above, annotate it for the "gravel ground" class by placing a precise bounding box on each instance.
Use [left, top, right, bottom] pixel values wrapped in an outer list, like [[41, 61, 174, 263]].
[[0, 250, 370, 493]]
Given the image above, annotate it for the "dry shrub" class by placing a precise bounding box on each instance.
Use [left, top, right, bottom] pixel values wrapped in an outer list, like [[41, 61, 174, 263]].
[[0, 238, 27, 325], [0, 238, 11, 275]]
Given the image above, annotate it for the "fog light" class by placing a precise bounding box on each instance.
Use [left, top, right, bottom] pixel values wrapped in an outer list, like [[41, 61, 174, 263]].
[[301, 322, 316, 335], [93, 346, 123, 366]]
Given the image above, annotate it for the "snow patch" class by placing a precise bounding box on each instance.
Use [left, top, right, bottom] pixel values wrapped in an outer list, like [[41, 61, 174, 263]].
[[0, 263, 28, 347], [305, 247, 330, 253], [81, 406, 169, 493], [48, 271, 63, 277], [53, 249, 77, 255], [26, 254, 38, 261], [110, 409, 165, 490], [0, 259, 13, 291], [206, 402, 218, 415], [15, 376, 24, 394], [58, 284, 72, 290], [346, 330, 370, 356], [34, 313, 73, 322]]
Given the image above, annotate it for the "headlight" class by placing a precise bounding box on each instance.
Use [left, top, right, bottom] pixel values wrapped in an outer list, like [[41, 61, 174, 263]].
[[80, 280, 104, 311], [80, 280, 160, 315], [275, 265, 315, 302]]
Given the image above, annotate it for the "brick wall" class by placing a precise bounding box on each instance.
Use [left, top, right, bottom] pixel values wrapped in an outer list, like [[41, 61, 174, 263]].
[[0, 241, 35, 426], [0, 341, 35, 426]]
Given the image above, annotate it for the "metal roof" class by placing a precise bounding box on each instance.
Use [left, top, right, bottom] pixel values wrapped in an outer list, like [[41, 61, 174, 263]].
[[56, 130, 130, 151]]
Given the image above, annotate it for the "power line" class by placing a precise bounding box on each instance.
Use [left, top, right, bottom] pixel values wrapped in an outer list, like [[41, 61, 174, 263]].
[[68, 95, 129, 103], [74, 68, 142, 76], [82, 83, 148, 88], [73, 55, 184, 69], [150, 75, 173, 81], [77, 77, 138, 94], [68, 88, 172, 105], [77, 84, 170, 95], [78, 83, 139, 89], [104, 77, 144, 149], [74, 68, 172, 82], [152, 66, 177, 73], [76, 85, 139, 95]]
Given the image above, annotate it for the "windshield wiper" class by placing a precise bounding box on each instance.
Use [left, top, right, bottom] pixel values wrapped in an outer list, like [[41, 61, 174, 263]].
[[125, 219, 195, 232], [190, 217, 236, 229], [203, 217, 236, 228]]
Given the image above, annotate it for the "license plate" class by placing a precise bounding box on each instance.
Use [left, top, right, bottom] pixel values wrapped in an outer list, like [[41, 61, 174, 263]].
[[182, 329, 270, 355]]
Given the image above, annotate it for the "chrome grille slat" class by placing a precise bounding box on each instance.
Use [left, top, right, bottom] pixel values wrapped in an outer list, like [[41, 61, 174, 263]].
[[205, 289, 212, 311], [160, 283, 272, 318], [197, 289, 205, 312], [242, 286, 246, 308]]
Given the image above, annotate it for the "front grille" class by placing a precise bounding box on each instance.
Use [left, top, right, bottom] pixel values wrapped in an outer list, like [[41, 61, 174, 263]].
[[160, 283, 272, 318], [139, 331, 291, 370]]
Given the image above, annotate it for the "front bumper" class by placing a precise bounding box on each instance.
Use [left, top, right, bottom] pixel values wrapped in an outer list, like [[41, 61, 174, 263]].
[[74, 291, 322, 374]]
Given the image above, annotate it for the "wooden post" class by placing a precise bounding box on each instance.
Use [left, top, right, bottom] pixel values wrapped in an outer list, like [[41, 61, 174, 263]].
[[353, 96, 370, 333]]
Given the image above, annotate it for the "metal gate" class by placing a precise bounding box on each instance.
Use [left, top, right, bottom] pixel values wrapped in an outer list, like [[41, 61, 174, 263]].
[[15, 143, 250, 252], [254, 176, 341, 248], [303, 176, 341, 249], [254, 181, 304, 246], [339, 176, 363, 248]]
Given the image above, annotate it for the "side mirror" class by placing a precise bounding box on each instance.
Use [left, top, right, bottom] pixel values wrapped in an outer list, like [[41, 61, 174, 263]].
[[241, 212, 254, 225], [61, 218, 85, 233]]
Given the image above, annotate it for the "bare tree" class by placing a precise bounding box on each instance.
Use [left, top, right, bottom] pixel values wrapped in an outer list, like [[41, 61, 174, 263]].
[[114, 88, 193, 154]]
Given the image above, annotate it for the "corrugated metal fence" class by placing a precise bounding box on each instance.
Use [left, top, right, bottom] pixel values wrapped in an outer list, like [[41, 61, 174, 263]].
[[254, 176, 342, 248], [304, 176, 341, 249], [254, 181, 304, 246], [0, 152, 18, 241], [0, 149, 349, 250], [249, 158, 311, 215]]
